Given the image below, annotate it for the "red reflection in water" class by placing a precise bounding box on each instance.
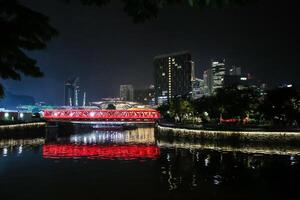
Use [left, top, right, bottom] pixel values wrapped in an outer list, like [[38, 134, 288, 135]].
[[43, 144, 160, 160]]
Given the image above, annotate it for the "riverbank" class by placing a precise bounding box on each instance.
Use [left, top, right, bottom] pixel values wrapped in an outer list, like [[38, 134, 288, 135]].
[[0, 122, 46, 138], [156, 123, 300, 144]]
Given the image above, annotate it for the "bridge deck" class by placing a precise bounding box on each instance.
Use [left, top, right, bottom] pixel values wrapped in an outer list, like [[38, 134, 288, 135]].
[[43, 109, 160, 121]]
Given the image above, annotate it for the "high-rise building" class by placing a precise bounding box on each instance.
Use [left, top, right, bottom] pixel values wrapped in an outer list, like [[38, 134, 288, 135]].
[[154, 51, 192, 104], [229, 66, 242, 76], [134, 85, 155, 105], [120, 85, 134, 101], [191, 78, 204, 100], [211, 60, 226, 94], [64, 77, 80, 106], [203, 69, 211, 96], [191, 61, 196, 81], [82, 92, 86, 107]]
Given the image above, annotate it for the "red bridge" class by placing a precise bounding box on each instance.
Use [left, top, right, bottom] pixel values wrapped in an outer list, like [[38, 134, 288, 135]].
[[43, 109, 160, 122]]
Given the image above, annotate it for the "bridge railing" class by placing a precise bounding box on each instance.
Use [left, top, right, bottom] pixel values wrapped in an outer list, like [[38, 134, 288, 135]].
[[43, 109, 161, 121]]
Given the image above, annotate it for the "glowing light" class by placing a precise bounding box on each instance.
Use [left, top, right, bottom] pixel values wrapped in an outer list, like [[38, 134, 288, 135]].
[[19, 113, 24, 118], [42, 144, 160, 160], [0, 122, 45, 130], [43, 109, 160, 121], [3, 147, 8, 156], [4, 112, 9, 118], [18, 145, 23, 154]]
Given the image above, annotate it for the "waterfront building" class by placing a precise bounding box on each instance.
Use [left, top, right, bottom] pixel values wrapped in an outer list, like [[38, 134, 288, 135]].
[[64, 77, 80, 107], [211, 59, 226, 94], [154, 51, 192, 104], [120, 84, 134, 101]]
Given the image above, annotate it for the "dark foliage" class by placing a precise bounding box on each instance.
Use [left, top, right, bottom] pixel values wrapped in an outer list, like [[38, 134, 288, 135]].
[[0, 0, 58, 97], [68, 0, 257, 23], [259, 88, 300, 125], [106, 103, 116, 110], [159, 87, 300, 127]]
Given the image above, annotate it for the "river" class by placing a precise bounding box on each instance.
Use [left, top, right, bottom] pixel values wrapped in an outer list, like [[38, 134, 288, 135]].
[[0, 127, 300, 199]]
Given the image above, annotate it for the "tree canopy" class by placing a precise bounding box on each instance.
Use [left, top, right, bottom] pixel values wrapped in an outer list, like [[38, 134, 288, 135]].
[[67, 0, 255, 23], [0, 0, 58, 97]]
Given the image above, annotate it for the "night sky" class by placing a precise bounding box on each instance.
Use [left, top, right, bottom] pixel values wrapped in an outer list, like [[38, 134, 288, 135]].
[[3, 0, 300, 104]]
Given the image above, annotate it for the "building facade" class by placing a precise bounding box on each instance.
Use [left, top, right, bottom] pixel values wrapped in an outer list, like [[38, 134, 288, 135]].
[[134, 85, 155, 105], [120, 85, 134, 101], [191, 78, 204, 100], [154, 51, 192, 104], [211, 60, 226, 94], [229, 66, 242, 76], [64, 77, 80, 107], [203, 69, 211, 96]]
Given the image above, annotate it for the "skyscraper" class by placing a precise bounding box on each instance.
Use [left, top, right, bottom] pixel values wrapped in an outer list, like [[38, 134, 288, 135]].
[[229, 66, 242, 76], [191, 61, 196, 81], [191, 78, 204, 100], [154, 51, 192, 104], [120, 85, 134, 101], [133, 85, 155, 105], [211, 59, 226, 94], [203, 69, 211, 96], [64, 77, 80, 106]]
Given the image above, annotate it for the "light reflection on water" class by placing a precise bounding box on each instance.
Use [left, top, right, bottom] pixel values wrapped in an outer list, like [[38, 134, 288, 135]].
[[1, 127, 300, 199]]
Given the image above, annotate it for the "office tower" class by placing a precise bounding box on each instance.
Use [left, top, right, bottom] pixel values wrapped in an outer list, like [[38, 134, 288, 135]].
[[82, 92, 86, 107], [120, 85, 134, 101], [64, 77, 80, 106], [211, 59, 226, 94], [203, 69, 211, 96], [154, 51, 192, 104], [229, 66, 242, 76], [134, 85, 155, 104], [191, 61, 196, 81], [191, 78, 204, 100]]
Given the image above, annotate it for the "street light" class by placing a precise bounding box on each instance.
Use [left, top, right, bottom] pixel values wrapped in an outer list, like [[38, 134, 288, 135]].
[[4, 112, 9, 118], [19, 113, 24, 119]]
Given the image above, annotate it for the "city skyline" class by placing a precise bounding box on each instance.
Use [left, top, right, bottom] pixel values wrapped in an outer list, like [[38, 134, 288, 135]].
[[1, 0, 300, 104]]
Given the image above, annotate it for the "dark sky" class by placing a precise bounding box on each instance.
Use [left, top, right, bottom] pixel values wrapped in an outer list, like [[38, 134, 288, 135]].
[[3, 0, 300, 104]]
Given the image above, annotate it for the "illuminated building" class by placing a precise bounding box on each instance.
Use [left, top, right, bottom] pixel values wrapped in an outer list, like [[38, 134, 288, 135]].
[[120, 84, 134, 101], [203, 69, 211, 96], [191, 78, 204, 99], [154, 51, 192, 104], [229, 66, 242, 76], [64, 77, 80, 106], [211, 59, 226, 94]]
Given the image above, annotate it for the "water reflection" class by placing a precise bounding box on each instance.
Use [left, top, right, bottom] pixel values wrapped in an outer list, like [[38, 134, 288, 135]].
[[43, 127, 159, 160], [43, 144, 160, 160], [66, 127, 156, 145], [158, 146, 300, 198]]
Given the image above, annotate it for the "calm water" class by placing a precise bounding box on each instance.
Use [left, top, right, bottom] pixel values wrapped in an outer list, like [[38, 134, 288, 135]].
[[1, 127, 300, 200]]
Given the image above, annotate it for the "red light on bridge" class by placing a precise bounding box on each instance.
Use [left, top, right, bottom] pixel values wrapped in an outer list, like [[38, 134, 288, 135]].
[[43, 109, 160, 121], [42, 144, 160, 160]]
